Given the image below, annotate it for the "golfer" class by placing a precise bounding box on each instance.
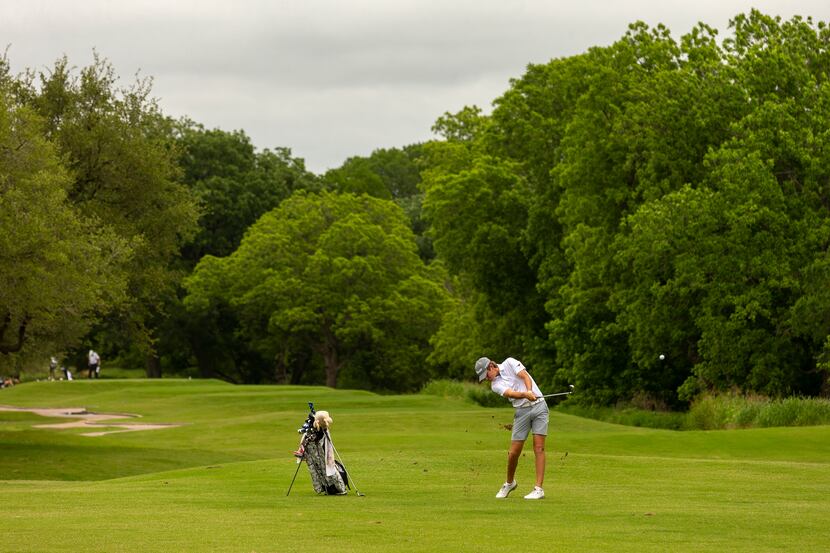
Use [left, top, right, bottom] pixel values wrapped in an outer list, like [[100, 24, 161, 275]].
[[475, 356, 548, 500]]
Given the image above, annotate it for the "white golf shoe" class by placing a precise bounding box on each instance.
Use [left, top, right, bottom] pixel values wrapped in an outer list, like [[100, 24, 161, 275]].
[[524, 486, 545, 500], [495, 481, 518, 498]]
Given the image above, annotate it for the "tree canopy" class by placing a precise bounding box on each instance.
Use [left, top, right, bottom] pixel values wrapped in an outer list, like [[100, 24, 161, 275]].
[[0, 72, 131, 360], [2, 54, 200, 374], [5, 11, 830, 402], [422, 10, 830, 404], [151, 122, 320, 381], [184, 191, 450, 390]]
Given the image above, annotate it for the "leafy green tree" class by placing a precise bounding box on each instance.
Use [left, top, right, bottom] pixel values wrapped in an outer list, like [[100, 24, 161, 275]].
[[324, 146, 424, 200], [427, 275, 508, 379], [324, 146, 434, 260], [323, 157, 390, 199], [421, 147, 547, 374], [13, 54, 199, 376], [423, 11, 830, 403], [0, 84, 130, 365], [151, 122, 319, 380], [420, 105, 553, 384], [185, 192, 449, 390], [175, 121, 319, 262], [432, 106, 488, 143], [572, 12, 830, 401]]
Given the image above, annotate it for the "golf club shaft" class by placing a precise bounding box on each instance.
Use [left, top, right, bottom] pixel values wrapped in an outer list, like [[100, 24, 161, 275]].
[[540, 391, 573, 398], [326, 430, 363, 496]]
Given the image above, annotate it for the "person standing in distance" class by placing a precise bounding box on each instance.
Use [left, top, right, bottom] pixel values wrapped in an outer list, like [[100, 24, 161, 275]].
[[475, 356, 548, 500], [87, 350, 100, 379]]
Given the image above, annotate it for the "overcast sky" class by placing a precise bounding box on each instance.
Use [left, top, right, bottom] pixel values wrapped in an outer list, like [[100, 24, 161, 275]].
[[3, 1, 829, 173]]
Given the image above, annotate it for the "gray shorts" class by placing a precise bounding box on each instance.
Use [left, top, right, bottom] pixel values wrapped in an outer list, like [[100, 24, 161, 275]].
[[511, 400, 549, 441]]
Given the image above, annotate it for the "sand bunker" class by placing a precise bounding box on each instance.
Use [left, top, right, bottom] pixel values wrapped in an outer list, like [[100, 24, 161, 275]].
[[0, 405, 181, 437]]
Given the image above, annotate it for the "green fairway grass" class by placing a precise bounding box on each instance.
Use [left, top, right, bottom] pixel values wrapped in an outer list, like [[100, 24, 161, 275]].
[[1, 380, 829, 552]]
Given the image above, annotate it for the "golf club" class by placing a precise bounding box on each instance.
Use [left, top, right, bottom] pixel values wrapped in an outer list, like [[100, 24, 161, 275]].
[[326, 430, 365, 497], [540, 384, 575, 399]]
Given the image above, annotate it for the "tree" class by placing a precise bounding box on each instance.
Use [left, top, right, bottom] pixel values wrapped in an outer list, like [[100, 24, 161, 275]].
[[16, 54, 200, 376], [324, 146, 424, 200], [421, 11, 830, 403], [154, 122, 319, 380], [609, 12, 830, 399], [323, 146, 435, 261], [420, 105, 552, 386], [185, 191, 449, 390], [323, 157, 390, 199], [0, 84, 130, 365], [175, 121, 319, 263], [555, 12, 830, 401]]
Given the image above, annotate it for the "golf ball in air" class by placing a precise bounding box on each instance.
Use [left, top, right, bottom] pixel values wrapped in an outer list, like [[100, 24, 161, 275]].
[[659, 354, 665, 360]]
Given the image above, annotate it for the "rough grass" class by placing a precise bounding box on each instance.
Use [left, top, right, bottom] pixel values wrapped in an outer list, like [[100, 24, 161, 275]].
[[1, 379, 830, 552], [687, 394, 830, 429]]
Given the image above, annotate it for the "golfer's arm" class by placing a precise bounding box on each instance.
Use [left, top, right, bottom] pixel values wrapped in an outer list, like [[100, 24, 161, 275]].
[[518, 370, 534, 392], [503, 387, 534, 400]]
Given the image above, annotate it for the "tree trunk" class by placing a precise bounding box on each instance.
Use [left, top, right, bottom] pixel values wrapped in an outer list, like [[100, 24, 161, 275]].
[[318, 327, 342, 388], [0, 312, 29, 354], [145, 352, 162, 378], [323, 350, 340, 388], [274, 351, 287, 384], [193, 345, 217, 379]]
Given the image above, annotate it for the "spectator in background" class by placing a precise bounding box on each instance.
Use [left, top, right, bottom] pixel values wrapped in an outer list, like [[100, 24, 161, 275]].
[[49, 356, 58, 381], [87, 350, 100, 379]]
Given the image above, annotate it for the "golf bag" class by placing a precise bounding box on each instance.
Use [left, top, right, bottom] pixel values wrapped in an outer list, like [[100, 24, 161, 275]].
[[289, 403, 350, 495], [303, 427, 350, 495]]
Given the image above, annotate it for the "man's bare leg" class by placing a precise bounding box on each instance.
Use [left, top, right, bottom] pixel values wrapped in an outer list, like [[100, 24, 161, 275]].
[[507, 440, 525, 483], [532, 434, 546, 488]]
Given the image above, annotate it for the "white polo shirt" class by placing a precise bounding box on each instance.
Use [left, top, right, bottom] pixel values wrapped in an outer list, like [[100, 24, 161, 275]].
[[490, 357, 543, 408]]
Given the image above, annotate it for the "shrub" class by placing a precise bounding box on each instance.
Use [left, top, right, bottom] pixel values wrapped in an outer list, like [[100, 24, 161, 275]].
[[420, 379, 468, 400], [466, 386, 509, 408], [420, 379, 509, 407]]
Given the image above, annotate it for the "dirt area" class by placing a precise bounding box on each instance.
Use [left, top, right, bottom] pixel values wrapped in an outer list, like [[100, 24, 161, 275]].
[[0, 405, 181, 437]]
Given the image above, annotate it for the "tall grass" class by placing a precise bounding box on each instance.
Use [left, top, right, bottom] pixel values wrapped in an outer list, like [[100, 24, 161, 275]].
[[688, 394, 830, 429]]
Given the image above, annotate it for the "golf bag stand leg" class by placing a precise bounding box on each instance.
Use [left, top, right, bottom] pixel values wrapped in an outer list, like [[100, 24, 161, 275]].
[[286, 455, 304, 496]]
